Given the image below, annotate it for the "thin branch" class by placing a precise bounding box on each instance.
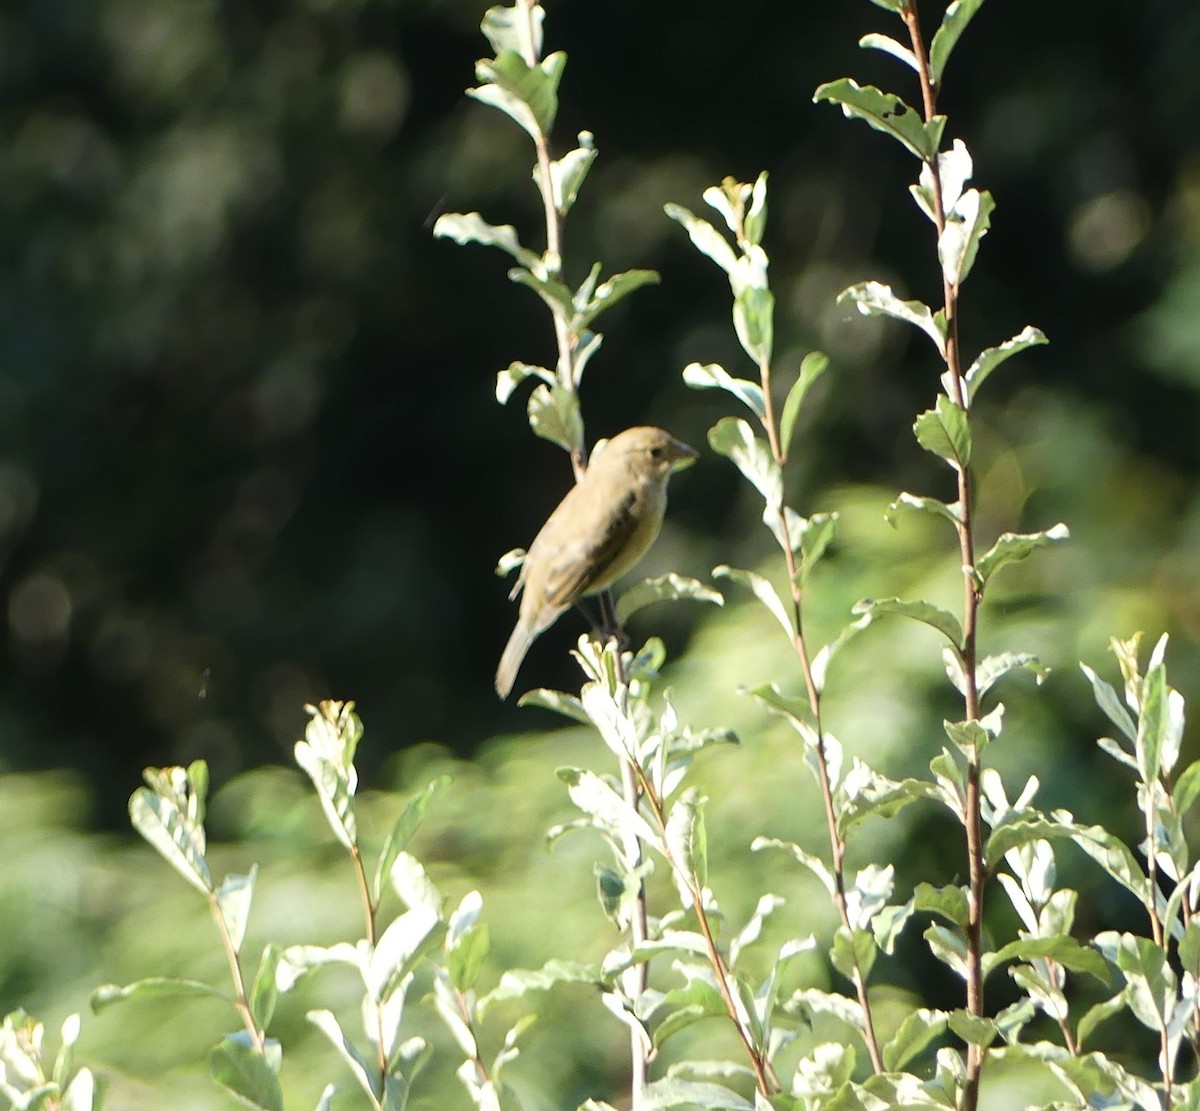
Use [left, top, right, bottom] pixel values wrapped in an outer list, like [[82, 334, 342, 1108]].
[[901, 3, 985, 1107]]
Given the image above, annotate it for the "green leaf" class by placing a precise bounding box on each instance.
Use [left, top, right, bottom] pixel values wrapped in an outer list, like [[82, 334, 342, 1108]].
[[639, 1078, 754, 1111], [733, 282, 775, 365], [986, 936, 1110, 984], [990, 815, 1150, 904], [884, 491, 963, 529], [929, 0, 989, 85], [859, 32, 918, 71], [743, 171, 769, 247], [813, 79, 943, 161], [964, 326, 1048, 402], [469, 49, 565, 139], [975, 523, 1069, 585], [210, 1036, 283, 1111], [838, 280, 946, 355], [526, 381, 583, 454], [925, 924, 968, 979], [944, 705, 1003, 755], [294, 703, 361, 851], [250, 944, 282, 1031], [852, 596, 963, 649], [495, 361, 552, 404], [480, 3, 543, 59], [665, 787, 708, 897], [479, 959, 600, 1016], [812, 611, 872, 694], [447, 922, 490, 994], [830, 926, 877, 982], [796, 511, 838, 583], [557, 767, 664, 851], [1135, 661, 1168, 784], [913, 395, 971, 471], [574, 268, 660, 332], [1174, 759, 1200, 818], [975, 652, 1050, 698], [508, 266, 574, 317], [1076, 994, 1125, 1049], [839, 764, 934, 833], [649, 983, 728, 1049], [664, 204, 737, 274], [939, 188, 994, 289], [616, 573, 724, 625], [372, 775, 452, 905], [517, 687, 589, 723], [129, 782, 213, 895], [714, 565, 794, 641], [708, 417, 782, 508], [549, 131, 596, 214], [752, 837, 835, 897], [780, 351, 829, 459], [883, 1008, 949, 1071], [913, 883, 969, 928], [729, 893, 787, 968], [431, 212, 540, 269], [368, 906, 443, 1003], [216, 867, 257, 955], [91, 977, 230, 1013], [308, 1010, 378, 1100], [1093, 931, 1176, 1032], [682, 362, 765, 420], [1079, 663, 1138, 742], [947, 1010, 998, 1048]]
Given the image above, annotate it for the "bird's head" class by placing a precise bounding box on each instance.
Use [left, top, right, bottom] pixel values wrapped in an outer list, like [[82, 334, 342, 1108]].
[[592, 426, 698, 484]]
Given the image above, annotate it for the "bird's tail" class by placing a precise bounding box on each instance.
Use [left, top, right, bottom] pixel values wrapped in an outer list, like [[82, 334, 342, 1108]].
[[495, 620, 535, 699]]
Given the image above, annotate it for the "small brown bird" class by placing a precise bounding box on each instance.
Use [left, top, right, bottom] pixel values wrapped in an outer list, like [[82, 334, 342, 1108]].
[[495, 426, 697, 699]]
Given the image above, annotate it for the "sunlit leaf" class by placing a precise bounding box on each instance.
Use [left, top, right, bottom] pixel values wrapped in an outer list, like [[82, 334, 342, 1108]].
[[526, 381, 583, 454], [964, 326, 1048, 402], [431, 212, 540, 269], [814, 79, 943, 161], [210, 870, 255, 959], [91, 978, 229, 1012], [780, 351, 829, 459], [913, 395, 971, 471], [939, 188, 994, 289], [664, 204, 737, 274], [616, 573, 724, 625], [883, 1008, 949, 1071], [852, 596, 963, 649], [682, 362, 765, 420], [975, 523, 1069, 585], [859, 32, 918, 71], [574, 268, 659, 332], [372, 775, 453, 905], [929, 0, 989, 84], [714, 565, 793, 641], [549, 131, 596, 214], [210, 1036, 283, 1111], [838, 280, 947, 355], [480, 3, 543, 59], [708, 418, 782, 507]]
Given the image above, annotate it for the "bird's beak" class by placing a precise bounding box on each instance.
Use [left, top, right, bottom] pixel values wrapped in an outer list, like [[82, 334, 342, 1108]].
[[670, 438, 699, 472]]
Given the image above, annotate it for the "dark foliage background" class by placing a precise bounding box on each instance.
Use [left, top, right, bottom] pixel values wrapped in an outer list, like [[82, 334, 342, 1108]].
[[1, 0, 1199, 818]]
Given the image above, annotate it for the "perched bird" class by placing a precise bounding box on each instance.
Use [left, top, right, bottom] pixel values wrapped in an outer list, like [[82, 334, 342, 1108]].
[[495, 426, 697, 699]]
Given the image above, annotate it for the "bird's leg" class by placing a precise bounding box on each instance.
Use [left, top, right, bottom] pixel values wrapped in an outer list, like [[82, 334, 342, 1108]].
[[596, 590, 629, 650], [573, 594, 629, 650]]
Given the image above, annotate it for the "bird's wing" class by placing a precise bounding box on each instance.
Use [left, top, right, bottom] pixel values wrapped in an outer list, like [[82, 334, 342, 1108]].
[[541, 488, 638, 609]]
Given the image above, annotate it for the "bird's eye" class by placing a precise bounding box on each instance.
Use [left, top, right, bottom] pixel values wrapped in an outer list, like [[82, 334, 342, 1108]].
[[649, 446, 665, 459]]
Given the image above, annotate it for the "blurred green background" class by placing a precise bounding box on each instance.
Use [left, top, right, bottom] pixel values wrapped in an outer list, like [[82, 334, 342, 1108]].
[[4, 0, 1200, 1105]]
